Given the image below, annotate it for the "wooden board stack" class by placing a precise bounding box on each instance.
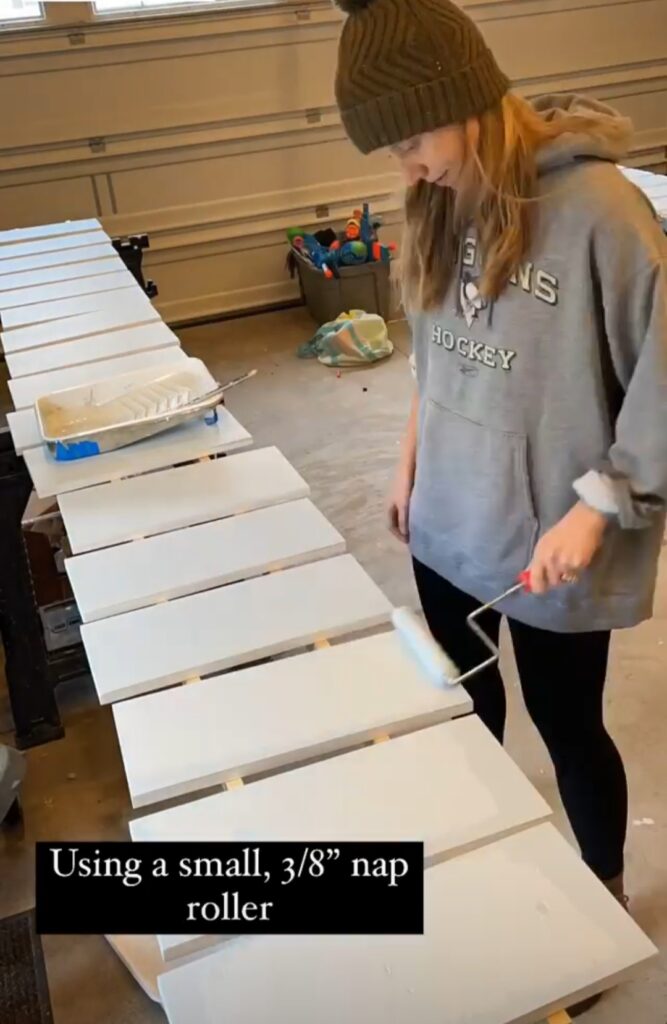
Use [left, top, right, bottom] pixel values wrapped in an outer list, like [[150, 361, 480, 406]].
[[1, 216, 658, 1024], [620, 165, 667, 230]]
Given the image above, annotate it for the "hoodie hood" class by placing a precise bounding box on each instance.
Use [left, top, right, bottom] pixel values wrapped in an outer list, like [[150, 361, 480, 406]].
[[531, 93, 633, 175]]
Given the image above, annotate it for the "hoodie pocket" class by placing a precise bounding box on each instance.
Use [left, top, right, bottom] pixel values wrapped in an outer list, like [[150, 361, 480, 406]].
[[411, 398, 538, 576]]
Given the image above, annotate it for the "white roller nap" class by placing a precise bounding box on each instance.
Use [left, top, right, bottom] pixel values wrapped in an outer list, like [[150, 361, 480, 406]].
[[0, 242, 116, 276], [2, 302, 160, 355], [0, 268, 135, 311], [59, 446, 309, 554], [23, 408, 251, 499], [67, 498, 345, 623], [1, 287, 150, 332], [0, 218, 103, 246], [134, 717, 550, 963], [8, 347, 189, 411], [157, 823, 656, 1024], [5, 320, 177, 378], [0, 229, 110, 262], [0, 255, 123, 293], [116, 632, 474, 809], [81, 554, 392, 703]]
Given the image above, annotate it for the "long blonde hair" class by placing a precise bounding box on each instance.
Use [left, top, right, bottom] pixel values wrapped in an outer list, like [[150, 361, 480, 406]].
[[401, 92, 627, 312]]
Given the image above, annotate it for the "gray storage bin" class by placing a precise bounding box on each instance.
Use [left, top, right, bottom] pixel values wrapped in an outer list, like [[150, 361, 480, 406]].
[[39, 600, 82, 652], [296, 252, 392, 325]]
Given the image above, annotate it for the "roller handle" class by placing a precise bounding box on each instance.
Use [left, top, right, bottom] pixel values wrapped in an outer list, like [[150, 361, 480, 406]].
[[517, 569, 578, 593]]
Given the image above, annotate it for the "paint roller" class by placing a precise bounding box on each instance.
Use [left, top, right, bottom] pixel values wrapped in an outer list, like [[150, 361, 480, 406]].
[[392, 571, 539, 688]]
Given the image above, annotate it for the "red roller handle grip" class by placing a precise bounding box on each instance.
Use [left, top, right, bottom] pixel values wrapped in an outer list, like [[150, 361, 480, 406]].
[[518, 570, 533, 592]]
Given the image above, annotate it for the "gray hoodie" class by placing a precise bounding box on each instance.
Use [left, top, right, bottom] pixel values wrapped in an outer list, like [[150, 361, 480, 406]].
[[409, 95, 667, 632]]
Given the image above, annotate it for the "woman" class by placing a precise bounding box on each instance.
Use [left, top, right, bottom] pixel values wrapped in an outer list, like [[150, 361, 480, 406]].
[[333, 0, 666, 1013]]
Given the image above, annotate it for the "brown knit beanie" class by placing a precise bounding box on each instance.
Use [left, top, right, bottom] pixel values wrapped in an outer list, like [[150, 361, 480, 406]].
[[333, 0, 510, 154]]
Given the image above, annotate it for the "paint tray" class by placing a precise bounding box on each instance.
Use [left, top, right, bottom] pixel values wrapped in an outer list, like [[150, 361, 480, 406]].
[[35, 358, 224, 461]]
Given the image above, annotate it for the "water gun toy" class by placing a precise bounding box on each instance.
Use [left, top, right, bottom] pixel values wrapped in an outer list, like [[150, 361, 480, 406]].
[[292, 234, 335, 278]]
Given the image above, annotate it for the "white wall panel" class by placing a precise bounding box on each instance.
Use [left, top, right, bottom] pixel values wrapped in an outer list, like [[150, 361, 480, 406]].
[[608, 87, 667, 137], [0, 0, 665, 322], [0, 176, 99, 232], [110, 136, 387, 215], [148, 237, 298, 319], [0, 20, 340, 151]]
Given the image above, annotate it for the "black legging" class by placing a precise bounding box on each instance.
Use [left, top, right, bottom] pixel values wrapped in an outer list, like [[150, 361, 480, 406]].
[[413, 557, 628, 882]]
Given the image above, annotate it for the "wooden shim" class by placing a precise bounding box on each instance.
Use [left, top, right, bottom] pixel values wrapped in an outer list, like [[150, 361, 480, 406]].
[[0, 268, 136, 311], [0, 255, 124, 293], [81, 554, 392, 704], [6, 320, 177, 378], [0, 242, 116, 276], [0, 229, 110, 262], [1, 299, 159, 354], [1, 287, 149, 332], [7, 347, 189, 410], [157, 824, 657, 1024], [23, 408, 251, 499], [0, 218, 104, 247], [59, 445, 308, 554], [114, 631, 474, 809], [67, 498, 346, 623]]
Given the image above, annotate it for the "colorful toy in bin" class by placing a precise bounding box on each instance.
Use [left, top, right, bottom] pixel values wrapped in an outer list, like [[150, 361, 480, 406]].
[[371, 241, 397, 262], [286, 201, 396, 280], [347, 205, 383, 245], [329, 239, 368, 266], [286, 226, 306, 245], [291, 233, 335, 279], [358, 203, 381, 247], [344, 216, 361, 240]]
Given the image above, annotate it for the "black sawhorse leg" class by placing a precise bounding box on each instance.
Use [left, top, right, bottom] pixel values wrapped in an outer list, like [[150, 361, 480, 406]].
[[0, 431, 64, 750], [112, 234, 158, 299]]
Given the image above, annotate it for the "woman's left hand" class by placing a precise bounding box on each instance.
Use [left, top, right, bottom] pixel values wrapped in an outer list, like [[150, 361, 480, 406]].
[[527, 501, 608, 594]]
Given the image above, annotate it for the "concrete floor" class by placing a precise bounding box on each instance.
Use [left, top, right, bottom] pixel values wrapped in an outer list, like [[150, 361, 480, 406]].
[[1, 306, 666, 1023]]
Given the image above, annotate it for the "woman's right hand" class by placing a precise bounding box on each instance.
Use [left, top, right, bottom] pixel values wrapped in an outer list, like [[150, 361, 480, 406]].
[[387, 463, 415, 543]]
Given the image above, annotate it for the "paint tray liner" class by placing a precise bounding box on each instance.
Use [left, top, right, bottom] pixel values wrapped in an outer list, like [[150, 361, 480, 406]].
[[35, 358, 224, 460]]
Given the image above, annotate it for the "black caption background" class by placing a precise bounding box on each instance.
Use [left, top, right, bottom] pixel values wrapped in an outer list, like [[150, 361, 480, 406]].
[[36, 841, 424, 935]]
